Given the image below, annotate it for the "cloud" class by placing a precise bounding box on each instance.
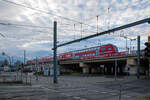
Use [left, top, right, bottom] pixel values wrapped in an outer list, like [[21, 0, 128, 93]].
[[0, 0, 150, 59]]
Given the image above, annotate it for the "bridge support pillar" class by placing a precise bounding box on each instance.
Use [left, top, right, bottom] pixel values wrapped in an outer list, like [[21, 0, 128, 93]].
[[127, 58, 137, 75], [79, 62, 90, 74], [129, 66, 137, 75], [82, 67, 89, 74]]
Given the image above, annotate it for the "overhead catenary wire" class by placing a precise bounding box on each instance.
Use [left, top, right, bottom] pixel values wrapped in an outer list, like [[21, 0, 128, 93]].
[[6, 37, 51, 42], [0, 22, 97, 33], [0, 22, 50, 29], [2, 0, 149, 46], [1, 0, 99, 30], [1, 0, 111, 38], [0, 32, 5, 37]]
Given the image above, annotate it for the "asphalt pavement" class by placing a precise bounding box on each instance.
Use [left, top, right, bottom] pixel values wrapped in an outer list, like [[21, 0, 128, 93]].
[[0, 72, 150, 100]]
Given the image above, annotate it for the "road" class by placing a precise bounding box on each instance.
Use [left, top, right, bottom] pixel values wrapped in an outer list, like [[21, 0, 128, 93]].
[[0, 72, 150, 100]]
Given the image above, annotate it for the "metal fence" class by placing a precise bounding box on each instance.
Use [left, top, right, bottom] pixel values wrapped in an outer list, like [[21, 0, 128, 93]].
[[0, 71, 32, 85]]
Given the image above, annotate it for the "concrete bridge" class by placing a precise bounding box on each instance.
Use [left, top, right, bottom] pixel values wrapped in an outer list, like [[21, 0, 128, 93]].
[[59, 53, 147, 75], [26, 52, 148, 76]]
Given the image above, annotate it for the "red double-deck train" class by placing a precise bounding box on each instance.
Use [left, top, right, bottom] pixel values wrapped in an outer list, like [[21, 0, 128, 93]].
[[58, 44, 120, 60], [27, 44, 126, 64]]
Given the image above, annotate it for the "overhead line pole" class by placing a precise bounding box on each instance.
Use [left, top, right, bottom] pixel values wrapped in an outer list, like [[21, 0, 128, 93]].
[[24, 50, 26, 65], [137, 36, 140, 79], [53, 21, 58, 83], [57, 17, 150, 48]]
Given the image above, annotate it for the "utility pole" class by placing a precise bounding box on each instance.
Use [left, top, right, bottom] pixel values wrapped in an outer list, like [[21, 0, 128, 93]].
[[36, 57, 38, 80], [24, 50, 26, 65], [137, 36, 140, 79], [126, 37, 128, 52], [96, 16, 99, 33], [80, 23, 83, 38], [12, 56, 14, 66], [144, 40, 150, 76], [53, 21, 58, 83], [149, 59, 150, 76]]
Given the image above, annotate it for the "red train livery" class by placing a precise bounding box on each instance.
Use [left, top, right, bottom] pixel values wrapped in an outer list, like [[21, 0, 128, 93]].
[[27, 44, 126, 65], [59, 44, 119, 60]]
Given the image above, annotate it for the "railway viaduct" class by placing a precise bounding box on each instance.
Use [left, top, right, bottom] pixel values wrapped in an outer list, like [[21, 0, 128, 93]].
[[59, 53, 148, 75]]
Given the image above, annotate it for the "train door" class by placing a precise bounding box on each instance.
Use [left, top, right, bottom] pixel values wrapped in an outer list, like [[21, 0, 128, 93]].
[[99, 45, 107, 55]]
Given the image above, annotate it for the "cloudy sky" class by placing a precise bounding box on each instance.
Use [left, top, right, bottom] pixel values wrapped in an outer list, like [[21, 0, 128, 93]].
[[0, 0, 150, 61]]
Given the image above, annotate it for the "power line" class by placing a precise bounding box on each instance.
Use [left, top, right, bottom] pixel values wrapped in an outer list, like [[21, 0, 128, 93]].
[[1, 0, 98, 30], [0, 22, 96, 34], [0, 32, 5, 37], [0, 33, 52, 41], [0, 22, 50, 29], [7, 37, 51, 42]]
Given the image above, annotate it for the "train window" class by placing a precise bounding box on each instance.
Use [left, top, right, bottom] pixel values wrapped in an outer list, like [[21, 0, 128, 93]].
[[102, 48, 106, 52], [108, 48, 112, 51]]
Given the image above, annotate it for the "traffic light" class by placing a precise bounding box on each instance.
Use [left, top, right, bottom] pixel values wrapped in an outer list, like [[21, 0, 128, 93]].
[[144, 42, 150, 57]]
